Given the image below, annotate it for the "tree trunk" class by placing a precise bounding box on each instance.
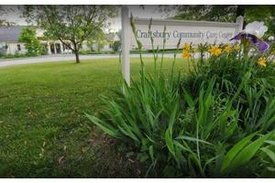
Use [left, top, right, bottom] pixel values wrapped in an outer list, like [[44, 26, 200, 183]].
[[73, 42, 80, 63], [75, 49, 80, 63]]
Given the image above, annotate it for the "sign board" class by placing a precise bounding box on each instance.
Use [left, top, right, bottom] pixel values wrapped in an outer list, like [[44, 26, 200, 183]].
[[131, 18, 244, 49], [121, 5, 243, 85]]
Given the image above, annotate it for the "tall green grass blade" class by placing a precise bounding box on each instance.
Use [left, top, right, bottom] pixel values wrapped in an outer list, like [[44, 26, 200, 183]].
[[221, 133, 256, 173], [165, 128, 175, 156], [261, 147, 275, 163], [265, 140, 275, 146], [221, 132, 272, 174], [164, 104, 179, 157], [176, 136, 213, 145], [85, 113, 120, 138]]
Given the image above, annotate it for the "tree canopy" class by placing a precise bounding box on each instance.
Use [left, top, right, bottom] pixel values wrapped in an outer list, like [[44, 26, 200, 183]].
[[23, 5, 117, 63], [161, 5, 274, 37], [171, 5, 238, 22], [19, 27, 42, 56], [0, 6, 15, 26]]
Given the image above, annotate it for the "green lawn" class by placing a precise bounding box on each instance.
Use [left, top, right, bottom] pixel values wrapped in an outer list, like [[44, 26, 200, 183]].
[[0, 57, 188, 177]]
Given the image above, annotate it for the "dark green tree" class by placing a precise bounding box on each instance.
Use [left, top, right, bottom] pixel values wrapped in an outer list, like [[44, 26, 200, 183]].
[[244, 6, 274, 37], [86, 28, 107, 53], [111, 30, 121, 52], [19, 27, 42, 56], [112, 40, 121, 52], [172, 5, 238, 22], [23, 5, 117, 63], [161, 5, 274, 36]]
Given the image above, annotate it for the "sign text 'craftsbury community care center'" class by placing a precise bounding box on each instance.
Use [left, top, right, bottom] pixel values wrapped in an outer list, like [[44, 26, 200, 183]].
[[130, 17, 244, 49], [120, 6, 244, 84]]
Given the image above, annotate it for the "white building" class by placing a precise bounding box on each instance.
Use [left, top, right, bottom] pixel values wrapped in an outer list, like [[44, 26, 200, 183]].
[[0, 26, 120, 55], [0, 26, 27, 55]]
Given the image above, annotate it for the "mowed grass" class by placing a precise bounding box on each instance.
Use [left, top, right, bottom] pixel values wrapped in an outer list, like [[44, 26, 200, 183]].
[[0, 57, 188, 177]]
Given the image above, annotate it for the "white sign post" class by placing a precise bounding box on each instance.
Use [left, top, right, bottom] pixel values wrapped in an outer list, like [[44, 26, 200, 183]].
[[121, 6, 131, 85]]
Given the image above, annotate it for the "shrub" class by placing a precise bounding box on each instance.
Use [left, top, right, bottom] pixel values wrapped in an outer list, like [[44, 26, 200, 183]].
[[86, 61, 181, 176], [86, 19, 275, 177], [181, 43, 275, 134], [40, 44, 49, 55], [86, 68, 275, 177], [112, 41, 121, 52], [19, 27, 42, 56]]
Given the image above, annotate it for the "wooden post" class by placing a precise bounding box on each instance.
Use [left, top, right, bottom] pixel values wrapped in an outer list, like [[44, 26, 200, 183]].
[[236, 16, 244, 33], [121, 6, 131, 85]]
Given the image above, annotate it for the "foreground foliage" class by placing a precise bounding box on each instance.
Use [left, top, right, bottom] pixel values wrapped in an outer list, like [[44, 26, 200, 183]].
[[86, 62, 275, 177], [87, 28, 275, 177]]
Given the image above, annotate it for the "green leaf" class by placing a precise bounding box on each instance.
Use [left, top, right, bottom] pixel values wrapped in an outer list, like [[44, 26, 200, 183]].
[[222, 132, 271, 174], [221, 133, 256, 173], [267, 167, 275, 172], [164, 103, 179, 156], [176, 135, 213, 145], [183, 89, 195, 107], [261, 147, 275, 163], [85, 113, 120, 138], [165, 129, 175, 156], [265, 140, 275, 146], [149, 145, 154, 161]]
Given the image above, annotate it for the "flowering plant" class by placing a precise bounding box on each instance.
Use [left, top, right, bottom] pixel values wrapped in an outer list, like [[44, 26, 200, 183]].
[[230, 21, 269, 53], [87, 17, 275, 177], [181, 21, 274, 70]]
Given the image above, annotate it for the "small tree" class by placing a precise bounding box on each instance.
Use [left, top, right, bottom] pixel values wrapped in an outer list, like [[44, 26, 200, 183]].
[[112, 41, 121, 52], [87, 29, 108, 53], [19, 27, 42, 56], [23, 6, 117, 63]]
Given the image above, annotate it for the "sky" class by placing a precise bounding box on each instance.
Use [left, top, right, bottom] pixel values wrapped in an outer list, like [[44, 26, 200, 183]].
[[0, 5, 176, 32]]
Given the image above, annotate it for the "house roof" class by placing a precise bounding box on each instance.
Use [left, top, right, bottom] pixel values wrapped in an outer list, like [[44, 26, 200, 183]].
[[0, 26, 26, 42]]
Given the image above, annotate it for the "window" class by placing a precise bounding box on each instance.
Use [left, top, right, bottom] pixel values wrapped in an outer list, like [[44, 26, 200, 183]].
[[17, 44, 21, 51]]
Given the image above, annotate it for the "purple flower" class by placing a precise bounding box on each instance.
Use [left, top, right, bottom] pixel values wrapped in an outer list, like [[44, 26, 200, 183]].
[[230, 33, 269, 53], [230, 21, 269, 53]]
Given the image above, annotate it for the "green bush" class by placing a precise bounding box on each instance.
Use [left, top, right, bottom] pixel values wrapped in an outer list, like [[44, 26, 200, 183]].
[[19, 27, 42, 56], [181, 44, 275, 134], [112, 41, 121, 52], [86, 19, 275, 177], [86, 67, 274, 177], [40, 44, 49, 55], [0, 52, 32, 59], [86, 69, 181, 176], [79, 50, 92, 55]]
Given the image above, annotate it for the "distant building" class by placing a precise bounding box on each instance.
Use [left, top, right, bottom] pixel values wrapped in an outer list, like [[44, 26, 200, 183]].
[[0, 26, 27, 55], [0, 26, 120, 55], [92, 32, 120, 52]]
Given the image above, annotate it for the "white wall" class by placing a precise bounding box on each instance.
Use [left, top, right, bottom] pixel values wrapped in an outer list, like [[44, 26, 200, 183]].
[[5, 43, 27, 55], [102, 44, 113, 52]]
